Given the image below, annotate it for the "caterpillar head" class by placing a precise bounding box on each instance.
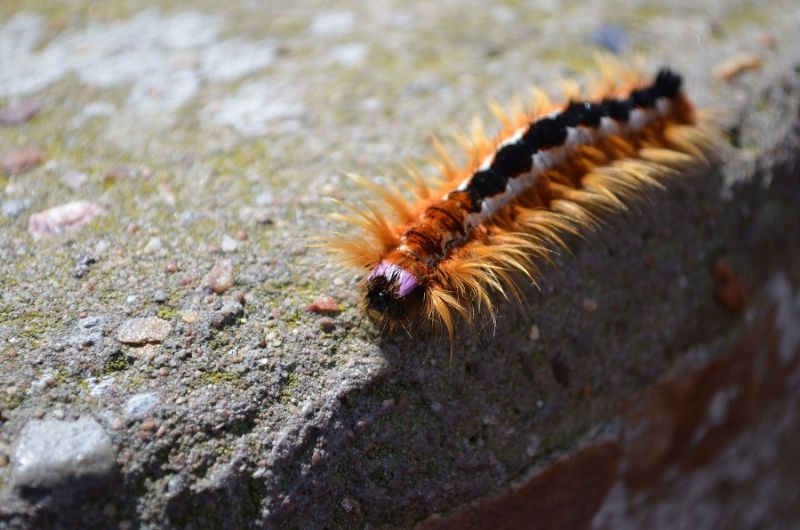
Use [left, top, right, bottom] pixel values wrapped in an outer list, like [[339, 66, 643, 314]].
[[364, 261, 424, 326]]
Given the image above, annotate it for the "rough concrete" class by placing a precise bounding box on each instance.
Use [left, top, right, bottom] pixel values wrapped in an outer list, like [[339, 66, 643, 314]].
[[1, 1, 799, 529]]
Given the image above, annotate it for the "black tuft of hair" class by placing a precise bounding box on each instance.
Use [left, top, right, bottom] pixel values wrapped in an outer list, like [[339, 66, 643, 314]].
[[652, 68, 683, 99]]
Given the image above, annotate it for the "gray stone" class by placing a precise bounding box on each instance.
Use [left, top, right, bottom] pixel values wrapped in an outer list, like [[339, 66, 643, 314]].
[[11, 417, 116, 490], [1, 198, 30, 218], [124, 393, 158, 421], [200, 259, 235, 294], [69, 315, 106, 348], [116, 317, 171, 345]]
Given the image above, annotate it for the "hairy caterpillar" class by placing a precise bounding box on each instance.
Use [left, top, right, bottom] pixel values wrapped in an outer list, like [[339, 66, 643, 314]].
[[330, 58, 713, 342]]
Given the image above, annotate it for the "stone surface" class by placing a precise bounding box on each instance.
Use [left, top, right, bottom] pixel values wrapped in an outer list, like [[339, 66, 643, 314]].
[[421, 273, 800, 530], [116, 317, 172, 345], [11, 417, 115, 490], [1, 2, 799, 529]]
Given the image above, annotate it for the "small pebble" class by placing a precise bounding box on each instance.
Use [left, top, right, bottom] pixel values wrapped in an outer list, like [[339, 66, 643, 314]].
[[61, 170, 88, 190], [125, 393, 158, 421], [164, 261, 178, 273], [52, 409, 65, 420], [11, 417, 115, 489], [1, 198, 31, 218], [104, 166, 136, 181], [144, 237, 162, 253], [235, 229, 248, 241], [28, 201, 104, 239], [117, 317, 172, 345], [140, 421, 157, 431], [73, 256, 96, 278], [319, 317, 336, 332], [70, 315, 106, 348], [0, 101, 41, 125], [221, 235, 239, 253], [712, 259, 749, 314], [529, 324, 540, 341], [0, 147, 44, 175], [210, 300, 244, 329], [256, 212, 273, 225], [200, 260, 235, 294], [153, 290, 167, 303], [582, 298, 598, 312], [305, 296, 339, 314], [180, 311, 198, 324]]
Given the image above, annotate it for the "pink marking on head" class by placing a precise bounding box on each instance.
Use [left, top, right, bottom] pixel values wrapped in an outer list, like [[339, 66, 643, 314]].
[[369, 261, 419, 297]]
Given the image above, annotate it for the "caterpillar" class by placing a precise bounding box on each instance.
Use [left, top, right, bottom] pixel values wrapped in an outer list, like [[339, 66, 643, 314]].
[[330, 58, 714, 343]]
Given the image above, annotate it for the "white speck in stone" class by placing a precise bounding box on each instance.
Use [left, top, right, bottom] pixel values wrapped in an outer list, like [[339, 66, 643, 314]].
[[206, 81, 306, 136], [201, 39, 276, 82], [124, 393, 159, 421], [309, 11, 355, 37], [361, 98, 383, 112], [94, 239, 109, 255], [88, 376, 115, 398], [61, 170, 88, 190], [768, 274, 800, 365], [255, 191, 273, 206], [127, 68, 199, 114], [526, 435, 541, 457], [221, 235, 239, 253], [330, 42, 368, 66], [707, 386, 738, 427], [155, 11, 221, 50], [144, 237, 162, 253], [83, 101, 116, 117]]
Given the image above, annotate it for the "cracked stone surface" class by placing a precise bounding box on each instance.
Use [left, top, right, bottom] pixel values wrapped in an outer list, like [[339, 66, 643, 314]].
[[1, 1, 800, 529]]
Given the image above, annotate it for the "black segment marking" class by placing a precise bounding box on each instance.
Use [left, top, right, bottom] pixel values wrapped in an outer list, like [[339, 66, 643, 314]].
[[465, 71, 683, 208], [629, 87, 656, 108], [468, 168, 508, 198], [490, 142, 533, 176], [561, 101, 604, 128], [604, 98, 631, 122], [522, 117, 568, 150]]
